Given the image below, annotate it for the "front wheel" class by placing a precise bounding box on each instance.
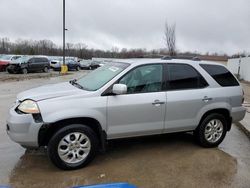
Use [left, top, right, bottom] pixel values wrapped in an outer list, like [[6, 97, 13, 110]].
[[47, 124, 98, 170], [21, 68, 28, 74], [194, 113, 227, 148], [76, 66, 81, 71]]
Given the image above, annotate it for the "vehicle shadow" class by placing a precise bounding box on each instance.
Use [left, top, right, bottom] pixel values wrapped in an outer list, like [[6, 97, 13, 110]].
[[8, 132, 237, 188]]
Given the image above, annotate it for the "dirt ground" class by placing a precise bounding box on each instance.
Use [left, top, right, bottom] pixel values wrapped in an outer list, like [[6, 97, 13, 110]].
[[0, 71, 249, 188]]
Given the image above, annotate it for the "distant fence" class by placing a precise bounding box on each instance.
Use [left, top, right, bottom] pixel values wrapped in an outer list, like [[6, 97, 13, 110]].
[[227, 57, 250, 81]]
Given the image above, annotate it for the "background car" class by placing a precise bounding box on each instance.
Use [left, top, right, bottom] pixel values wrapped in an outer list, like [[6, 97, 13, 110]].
[[7, 56, 50, 74], [53, 59, 81, 71], [79, 60, 92, 70], [0, 54, 22, 71], [89, 60, 106, 70], [50, 57, 63, 69]]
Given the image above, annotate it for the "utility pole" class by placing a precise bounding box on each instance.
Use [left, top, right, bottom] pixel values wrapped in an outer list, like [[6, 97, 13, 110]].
[[237, 55, 241, 80], [61, 0, 68, 73], [63, 0, 65, 66]]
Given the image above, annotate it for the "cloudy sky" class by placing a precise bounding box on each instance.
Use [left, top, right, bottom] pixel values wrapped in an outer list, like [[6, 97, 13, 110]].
[[0, 0, 249, 55]]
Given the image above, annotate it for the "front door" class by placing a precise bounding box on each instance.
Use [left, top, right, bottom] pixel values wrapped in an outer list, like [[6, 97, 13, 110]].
[[107, 64, 166, 139]]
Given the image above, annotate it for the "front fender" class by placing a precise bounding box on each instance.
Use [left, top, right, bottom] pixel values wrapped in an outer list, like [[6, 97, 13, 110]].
[[37, 96, 107, 131]]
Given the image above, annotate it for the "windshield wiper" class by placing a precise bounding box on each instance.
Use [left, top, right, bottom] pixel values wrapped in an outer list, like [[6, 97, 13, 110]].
[[69, 79, 85, 90]]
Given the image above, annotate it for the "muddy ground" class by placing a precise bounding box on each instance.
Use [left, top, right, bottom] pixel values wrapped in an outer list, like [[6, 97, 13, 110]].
[[0, 71, 249, 188]]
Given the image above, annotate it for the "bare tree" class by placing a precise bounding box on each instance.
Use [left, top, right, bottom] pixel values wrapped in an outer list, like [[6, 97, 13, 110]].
[[164, 21, 176, 56]]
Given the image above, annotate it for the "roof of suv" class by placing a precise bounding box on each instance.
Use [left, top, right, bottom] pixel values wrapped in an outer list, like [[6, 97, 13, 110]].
[[108, 58, 225, 67]]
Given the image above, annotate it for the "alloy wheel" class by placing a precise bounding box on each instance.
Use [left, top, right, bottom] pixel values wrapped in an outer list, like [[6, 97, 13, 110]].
[[204, 119, 223, 143], [57, 132, 91, 164]]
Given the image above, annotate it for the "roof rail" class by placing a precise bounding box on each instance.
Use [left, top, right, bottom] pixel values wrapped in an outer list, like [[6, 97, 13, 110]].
[[161, 55, 201, 61]]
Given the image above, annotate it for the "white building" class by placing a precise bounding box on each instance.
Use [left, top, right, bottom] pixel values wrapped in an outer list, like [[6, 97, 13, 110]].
[[227, 57, 250, 81]]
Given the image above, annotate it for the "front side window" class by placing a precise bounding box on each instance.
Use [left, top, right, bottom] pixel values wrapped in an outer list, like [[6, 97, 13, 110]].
[[167, 64, 208, 90], [200, 64, 239, 87], [119, 64, 163, 94]]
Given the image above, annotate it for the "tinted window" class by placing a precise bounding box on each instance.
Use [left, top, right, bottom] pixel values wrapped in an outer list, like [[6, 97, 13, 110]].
[[29, 58, 35, 63], [167, 64, 208, 90], [42, 58, 48, 62], [119, 64, 163, 94], [200, 64, 239, 87], [33, 58, 41, 63]]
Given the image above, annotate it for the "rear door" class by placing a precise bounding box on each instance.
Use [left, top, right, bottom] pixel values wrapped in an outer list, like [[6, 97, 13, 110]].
[[107, 64, 166, 138], [164, 63, 209, 132]]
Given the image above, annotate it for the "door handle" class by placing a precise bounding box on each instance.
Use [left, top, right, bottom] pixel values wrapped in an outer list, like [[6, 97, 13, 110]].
[[152, 100, 165, 105], [202, 96, 213, 102]]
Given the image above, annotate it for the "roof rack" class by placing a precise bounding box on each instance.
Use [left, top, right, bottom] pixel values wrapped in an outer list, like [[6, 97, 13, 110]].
[[161, 55, 201, 61]]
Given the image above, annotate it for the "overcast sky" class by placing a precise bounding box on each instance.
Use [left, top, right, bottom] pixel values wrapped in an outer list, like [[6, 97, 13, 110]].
[[0, 0, 249, 55]]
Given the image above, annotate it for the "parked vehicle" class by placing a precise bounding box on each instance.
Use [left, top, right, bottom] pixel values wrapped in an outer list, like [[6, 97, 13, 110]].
[[7, 59, 246, 170], [79, 60, 92, 70], [89, 61, 105, 70], [7, 56, 50, 74], [53, 59, 81, 71], [0, 55, 22, 71], [50, 57, 63, 69]]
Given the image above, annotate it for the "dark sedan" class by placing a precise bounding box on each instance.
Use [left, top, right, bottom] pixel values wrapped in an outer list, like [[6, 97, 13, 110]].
[[53, 59, 81, 71]]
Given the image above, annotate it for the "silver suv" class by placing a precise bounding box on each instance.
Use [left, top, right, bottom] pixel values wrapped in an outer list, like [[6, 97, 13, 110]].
[[6, 59, 246, 170]]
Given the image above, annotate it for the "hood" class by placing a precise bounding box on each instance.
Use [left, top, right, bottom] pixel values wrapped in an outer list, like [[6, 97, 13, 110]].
[[17, 82, 85, 101], [9, 61, 21, 65]]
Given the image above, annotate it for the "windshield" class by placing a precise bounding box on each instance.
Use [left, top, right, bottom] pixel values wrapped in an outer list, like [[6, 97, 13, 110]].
[[12, 56, 30, 63], [80, 60, 91, 65], [76, 62, 129, 91]]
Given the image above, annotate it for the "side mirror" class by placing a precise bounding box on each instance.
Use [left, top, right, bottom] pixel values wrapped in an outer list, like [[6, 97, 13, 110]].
[[112, 84, 127, 95]]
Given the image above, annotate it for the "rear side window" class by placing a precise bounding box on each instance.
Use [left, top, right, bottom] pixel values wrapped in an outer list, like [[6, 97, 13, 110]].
[[42, 58, 48, 62], [166, 64, 208, 90], [34, 58, 40, 63], [200, 64, 239, 87]]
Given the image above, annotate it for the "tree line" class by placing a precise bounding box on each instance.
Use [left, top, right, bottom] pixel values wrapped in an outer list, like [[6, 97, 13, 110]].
[[0, 37, 237, 60]]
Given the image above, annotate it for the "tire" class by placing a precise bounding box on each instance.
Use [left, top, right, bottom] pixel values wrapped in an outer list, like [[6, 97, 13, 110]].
[[76, 66, 81, 71], [47, 124, 98, 170], [43, 66, 49, 73], [22, 68, 28, 74], [7, 69, 13, 74], [194, 113, 227, 148]]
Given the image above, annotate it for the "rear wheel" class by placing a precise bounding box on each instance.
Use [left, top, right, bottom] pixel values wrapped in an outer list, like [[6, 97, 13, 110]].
[[47, 124, 98, 170], [43, 66, 49, 73], [22, 68, 28, 74], [194, 113, 227, 147]]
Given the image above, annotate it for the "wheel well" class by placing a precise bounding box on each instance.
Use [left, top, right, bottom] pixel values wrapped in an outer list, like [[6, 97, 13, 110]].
[[198, 109, 232, 131], [38, 117, 107, 150]]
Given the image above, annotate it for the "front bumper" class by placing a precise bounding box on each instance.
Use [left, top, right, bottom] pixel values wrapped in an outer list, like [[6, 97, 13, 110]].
[[7, 64, 22, 73], [6, 106, 43, 148], [231, 106, 246, 122]]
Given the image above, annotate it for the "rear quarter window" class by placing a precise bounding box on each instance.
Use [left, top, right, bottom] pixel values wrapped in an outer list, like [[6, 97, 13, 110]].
[[200, 64, 239, 87]]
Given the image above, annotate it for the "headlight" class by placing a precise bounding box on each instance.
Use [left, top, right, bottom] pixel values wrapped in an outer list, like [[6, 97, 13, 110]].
[[17, 100, 40, 114]]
